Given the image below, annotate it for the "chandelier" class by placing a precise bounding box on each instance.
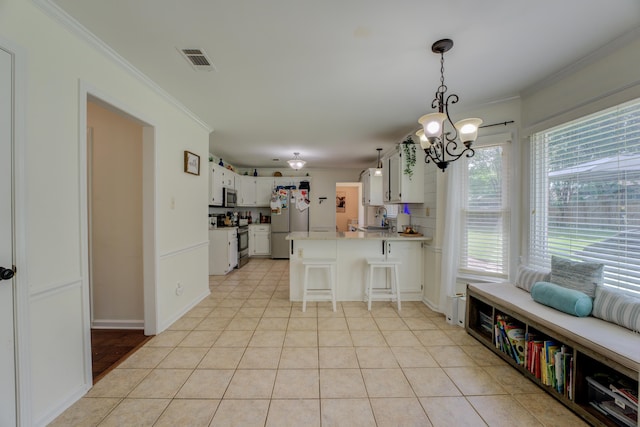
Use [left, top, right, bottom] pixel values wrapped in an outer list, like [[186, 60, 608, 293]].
[[287, 152, 306, 170], [416, 39, 482, 171]]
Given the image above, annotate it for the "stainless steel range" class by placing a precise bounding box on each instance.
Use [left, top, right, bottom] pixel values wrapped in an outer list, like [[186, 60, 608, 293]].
[[237, 219, 249, 268]]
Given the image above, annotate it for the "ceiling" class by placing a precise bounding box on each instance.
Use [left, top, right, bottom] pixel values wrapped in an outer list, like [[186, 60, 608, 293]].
[[50, 0, 640, 170]]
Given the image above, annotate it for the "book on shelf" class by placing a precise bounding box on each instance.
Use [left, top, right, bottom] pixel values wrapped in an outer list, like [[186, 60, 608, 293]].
[[610, 382, 639, 406], [494, 314, 524, 365], [524, 334, 573, 395], [597, 400, 638, 426]]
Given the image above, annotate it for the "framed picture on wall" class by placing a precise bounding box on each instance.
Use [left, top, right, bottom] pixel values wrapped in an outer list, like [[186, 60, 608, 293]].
[[336, 191, 346, 213], [184, 151, 200, 175]]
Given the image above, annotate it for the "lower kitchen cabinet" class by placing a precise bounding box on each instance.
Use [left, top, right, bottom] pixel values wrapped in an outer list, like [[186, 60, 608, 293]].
[[209, 228, 238, 275], [249, 224, 270, 256], [288, 236, 426, 301], [387, 240, 423, 298]]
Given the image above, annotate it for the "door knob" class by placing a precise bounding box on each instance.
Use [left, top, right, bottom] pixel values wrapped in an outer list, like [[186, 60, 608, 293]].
[[0, 266, 15, 281]]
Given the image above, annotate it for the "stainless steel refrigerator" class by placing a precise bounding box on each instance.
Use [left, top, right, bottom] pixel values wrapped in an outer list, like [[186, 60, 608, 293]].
[[271, 189, 309, 259]]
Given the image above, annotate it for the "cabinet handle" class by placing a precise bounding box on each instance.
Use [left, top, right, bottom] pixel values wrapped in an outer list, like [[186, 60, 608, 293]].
[[382, 240, 385, 255]]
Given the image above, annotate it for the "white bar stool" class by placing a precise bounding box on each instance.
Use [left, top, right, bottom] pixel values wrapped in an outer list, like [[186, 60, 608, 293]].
[[365, 258, 401, 311], [302, 258, 337, 312]]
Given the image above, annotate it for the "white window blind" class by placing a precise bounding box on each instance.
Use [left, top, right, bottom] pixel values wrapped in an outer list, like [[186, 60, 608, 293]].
[[459, 142, 510, 278], [530, 98, 640, 295]]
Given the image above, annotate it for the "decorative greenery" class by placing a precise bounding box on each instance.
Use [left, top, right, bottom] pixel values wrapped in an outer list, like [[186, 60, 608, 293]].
[[402, 136, 416, 179]]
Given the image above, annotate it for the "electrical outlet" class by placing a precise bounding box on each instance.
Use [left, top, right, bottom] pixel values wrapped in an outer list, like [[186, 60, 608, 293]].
[[175, 282, 183, 296], [425, 207, 430, 216]]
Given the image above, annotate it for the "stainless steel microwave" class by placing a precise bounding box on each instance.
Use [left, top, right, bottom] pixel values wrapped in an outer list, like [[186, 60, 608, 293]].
[[223, 188, 237, 207]]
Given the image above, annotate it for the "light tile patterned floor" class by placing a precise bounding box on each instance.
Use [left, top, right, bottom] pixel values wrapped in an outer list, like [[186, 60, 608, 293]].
[[51, 258, 588, 426]]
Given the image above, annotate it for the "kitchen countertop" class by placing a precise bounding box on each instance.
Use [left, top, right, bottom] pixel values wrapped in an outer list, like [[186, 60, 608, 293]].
[[286, 231, 432, 242]]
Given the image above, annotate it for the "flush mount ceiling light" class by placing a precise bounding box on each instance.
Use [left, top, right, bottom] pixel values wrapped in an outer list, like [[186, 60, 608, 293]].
[[374, 148, 383, 176], [416, 39, 482, 172], [287, 152, 306, 170]]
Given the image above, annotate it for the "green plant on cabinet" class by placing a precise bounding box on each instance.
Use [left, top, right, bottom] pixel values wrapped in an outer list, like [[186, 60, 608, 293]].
[[402, 136, 416, 179]]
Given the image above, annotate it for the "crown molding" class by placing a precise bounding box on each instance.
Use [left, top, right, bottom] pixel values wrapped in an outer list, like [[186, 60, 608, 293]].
[[32, 0, 213, 133]]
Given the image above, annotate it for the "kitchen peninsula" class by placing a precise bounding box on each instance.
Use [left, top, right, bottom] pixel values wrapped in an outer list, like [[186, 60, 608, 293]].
[[287, 231, 432, 302]]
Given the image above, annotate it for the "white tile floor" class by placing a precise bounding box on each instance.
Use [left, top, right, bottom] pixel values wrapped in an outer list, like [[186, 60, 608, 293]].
[[51, 258, 588, 426]]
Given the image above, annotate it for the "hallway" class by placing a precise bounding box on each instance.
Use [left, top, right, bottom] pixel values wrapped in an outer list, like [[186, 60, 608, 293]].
[[51, 258, 586, 426]]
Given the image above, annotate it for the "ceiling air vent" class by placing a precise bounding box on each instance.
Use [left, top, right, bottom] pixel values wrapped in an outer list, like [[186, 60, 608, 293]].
[[178, 48, 216, 71]]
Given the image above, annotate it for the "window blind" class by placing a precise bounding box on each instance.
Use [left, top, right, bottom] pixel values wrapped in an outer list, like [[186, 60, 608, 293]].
[[460, 143, 510, 278], [530, 98, 640, 295]]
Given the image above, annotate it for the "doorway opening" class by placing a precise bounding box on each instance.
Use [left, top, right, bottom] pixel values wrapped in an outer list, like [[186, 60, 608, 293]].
[[335, 182, 363, 232], [82, 88, 157, 383]]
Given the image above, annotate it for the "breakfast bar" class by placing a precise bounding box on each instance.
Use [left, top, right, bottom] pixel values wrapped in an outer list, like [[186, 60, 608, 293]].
[[286, 231, 432, 302]]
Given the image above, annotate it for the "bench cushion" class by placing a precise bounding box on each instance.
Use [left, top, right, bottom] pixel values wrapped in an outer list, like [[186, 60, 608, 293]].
[[468, 282, 640, 373]]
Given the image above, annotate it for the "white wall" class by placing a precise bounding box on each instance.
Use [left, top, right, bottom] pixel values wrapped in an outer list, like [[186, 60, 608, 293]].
[[88, 101, 144, 327], [308, 170, 361, 231], [522, 33, 640, 135], [0, 0, 210, 424]]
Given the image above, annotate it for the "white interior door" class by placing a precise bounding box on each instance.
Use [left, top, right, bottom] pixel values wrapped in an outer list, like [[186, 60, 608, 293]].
[[0, 47, 17, 427]]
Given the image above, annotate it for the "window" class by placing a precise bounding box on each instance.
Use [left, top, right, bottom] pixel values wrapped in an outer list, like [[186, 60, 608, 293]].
[[530, 98, 640, 295], [459, 140, 511, 278]]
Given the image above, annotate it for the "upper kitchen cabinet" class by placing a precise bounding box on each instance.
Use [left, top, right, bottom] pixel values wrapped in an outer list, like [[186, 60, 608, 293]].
[[209, 164, 238, 206], [209, 164, 225, 206], [235, 176, 275, 207], [256, 177, 275, 207], [360, 168, 383, 206], [236, 175, 257, 206], [382, 143, 424, 204]]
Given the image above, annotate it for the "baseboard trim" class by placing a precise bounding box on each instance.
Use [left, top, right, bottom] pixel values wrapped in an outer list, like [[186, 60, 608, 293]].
[[91, 319, 144, 330], [34, 383, 91, 427], [158, 288, 210, 333]]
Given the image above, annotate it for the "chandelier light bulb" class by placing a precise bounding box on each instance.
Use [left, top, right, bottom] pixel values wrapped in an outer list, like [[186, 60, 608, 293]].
[[454, 118, 483, 143], [419, 113, 446, 139]]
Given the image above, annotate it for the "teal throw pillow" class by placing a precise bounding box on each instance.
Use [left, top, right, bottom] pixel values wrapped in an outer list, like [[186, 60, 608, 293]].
[[531, 281, 593, 317]]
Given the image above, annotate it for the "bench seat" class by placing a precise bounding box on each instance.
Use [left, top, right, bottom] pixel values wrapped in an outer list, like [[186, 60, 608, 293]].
[[468, 282, 640, 374]]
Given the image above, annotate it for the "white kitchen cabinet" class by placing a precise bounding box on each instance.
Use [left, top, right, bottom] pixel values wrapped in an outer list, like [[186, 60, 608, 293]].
[[256, 177, 275, 207], [383, 144, 424, 203], [209, 228, 238, 275], [236, 175, 257, 206], [249, 224, 271, 256], [386, 240, 423, 298], [222, 169, 236, 189], [288, 237, 425, 301], [209, 164, 225, 206], [360, 168, 383, 206]]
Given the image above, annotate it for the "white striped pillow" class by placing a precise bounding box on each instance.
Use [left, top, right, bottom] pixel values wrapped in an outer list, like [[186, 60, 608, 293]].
[[592, 286, 640, 333], [515, 265, 551, 292], [550, 256, 603, 298]]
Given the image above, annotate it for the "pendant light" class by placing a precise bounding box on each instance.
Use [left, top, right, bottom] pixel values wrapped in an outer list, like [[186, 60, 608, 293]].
[[374, 148, 383, 176]]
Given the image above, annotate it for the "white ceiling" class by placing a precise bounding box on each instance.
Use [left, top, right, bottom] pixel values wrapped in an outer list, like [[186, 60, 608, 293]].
[[51, 0, 640, 170]]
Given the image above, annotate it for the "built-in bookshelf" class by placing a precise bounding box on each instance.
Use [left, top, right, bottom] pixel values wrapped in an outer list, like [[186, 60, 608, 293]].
[[466, 286, 639, 427]]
